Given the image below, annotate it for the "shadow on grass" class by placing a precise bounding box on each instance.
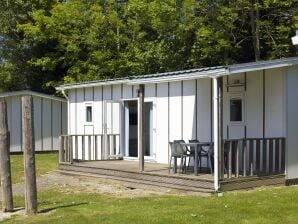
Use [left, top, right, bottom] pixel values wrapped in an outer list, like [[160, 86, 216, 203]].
[[38, 202, 88, 214]]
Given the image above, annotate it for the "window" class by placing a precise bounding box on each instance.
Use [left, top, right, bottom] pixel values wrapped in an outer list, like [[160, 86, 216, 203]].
[[230, 98, 242, 122], [86, 106, 92, 122]]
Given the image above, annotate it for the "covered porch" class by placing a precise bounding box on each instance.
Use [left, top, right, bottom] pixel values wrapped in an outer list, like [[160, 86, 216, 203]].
[[57, 59, 293, 192]]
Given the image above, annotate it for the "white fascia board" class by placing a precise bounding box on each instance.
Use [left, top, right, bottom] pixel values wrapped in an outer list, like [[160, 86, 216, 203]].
[[228, 57, 298, 74], [127, 69, 228, 85], [56, 79, 129, 91], [0, 90, 67, 102]]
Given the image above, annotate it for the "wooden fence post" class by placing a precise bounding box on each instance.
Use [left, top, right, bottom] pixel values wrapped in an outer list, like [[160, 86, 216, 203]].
[[0, 100, 13, 212], [22, 96, 37, 214]]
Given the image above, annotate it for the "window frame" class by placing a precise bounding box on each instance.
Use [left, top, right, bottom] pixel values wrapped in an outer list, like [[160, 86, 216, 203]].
[[85, 102, 93, 124], [228, 93, 245, 125]]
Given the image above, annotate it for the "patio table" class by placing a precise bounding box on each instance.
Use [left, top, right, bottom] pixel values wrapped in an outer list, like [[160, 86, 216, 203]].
[[180, 142, 212, 176]]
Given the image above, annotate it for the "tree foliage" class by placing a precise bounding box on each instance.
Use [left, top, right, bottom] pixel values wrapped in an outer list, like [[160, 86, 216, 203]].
[[0, 0, 297, 93]]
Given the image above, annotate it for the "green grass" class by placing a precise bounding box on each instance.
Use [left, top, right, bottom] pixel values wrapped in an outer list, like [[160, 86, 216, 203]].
[[3, 186, 298, 224], [10, 153, 58, 184]]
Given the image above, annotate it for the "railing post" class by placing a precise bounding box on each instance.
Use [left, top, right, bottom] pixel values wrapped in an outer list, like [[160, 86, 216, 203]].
[[220, 140, 225, 180], [281, 138, 286, 173], [59, 136, 65, 163], [69, 135, 73, 164], [243, 139, 247, 177], [82, 135, 85, 160], [249, 139, 254, 176], [228, 141, 232, 178], [236, 140, 240, 178], [256, 139, 260, 175], [262, 139, 267, 174], [95, 135, 98, 160], [88, 135, 91, 160], [269, 139, 273, 174], [75, 135, 78, 160]]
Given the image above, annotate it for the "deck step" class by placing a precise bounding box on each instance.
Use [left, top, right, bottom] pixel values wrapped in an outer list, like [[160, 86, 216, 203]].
[[59, 163, 215, 193]]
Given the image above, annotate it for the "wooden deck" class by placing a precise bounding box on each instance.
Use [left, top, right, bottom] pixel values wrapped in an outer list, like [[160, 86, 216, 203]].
[[59, 160, 286, 193], [59, 160, 215, 193]]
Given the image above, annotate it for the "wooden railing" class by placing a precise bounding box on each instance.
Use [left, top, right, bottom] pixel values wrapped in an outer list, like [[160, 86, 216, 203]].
[[220, 138, 285, 180], [59, 134, 122, 164]]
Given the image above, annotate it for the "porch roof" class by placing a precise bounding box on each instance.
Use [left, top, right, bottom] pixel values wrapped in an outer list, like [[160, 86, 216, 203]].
[[56, 57, 298, 91]]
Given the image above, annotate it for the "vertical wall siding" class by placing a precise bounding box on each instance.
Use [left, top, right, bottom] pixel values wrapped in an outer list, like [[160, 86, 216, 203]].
[[10, 96, 22, 152], [33, 97, 42, 151], [156, 83, 169, 163], [182, 80, 196, 141], [69, 67, 287, 163], [265, 68, 285, 137], [286, 65, 298, 179], [42, 98, 52, 151], [169, 81, 182, 141], [223, 69, 286, 140], [52, 100, 62, 151], [4, 95, 67, 152], [245, 70, 263, 138], [197, 79, 212, 142]]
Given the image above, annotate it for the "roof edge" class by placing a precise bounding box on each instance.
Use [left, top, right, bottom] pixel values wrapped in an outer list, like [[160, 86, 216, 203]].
[[0, 90, 67, 102]]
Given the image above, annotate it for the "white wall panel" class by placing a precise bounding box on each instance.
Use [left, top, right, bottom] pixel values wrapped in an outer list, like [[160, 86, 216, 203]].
[[156, 83, 169, 163], [145, 84, 156, 98], [182, 80, 196, 141], [245, 70, 263, 138], [10, 97, 22, 152], [169, 81, 182, 141], [265, 68, 285, 137], [112, 84, 122, 100], [122, 85, 133, 99], [52, 100, 62, 150], [84, 87, 93, 101], [33, 97, 42, 151], [93, 86, 103, 134], [42, 99, 52, 151], [61, 102, 67, 135], [76, 88, 85, 135], [286, 65, 298, 179], [197, 79, 212, 142], [68, 90, 77, 135]]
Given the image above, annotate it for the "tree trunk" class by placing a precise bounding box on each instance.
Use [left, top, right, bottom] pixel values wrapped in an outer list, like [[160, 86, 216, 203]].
[[0, 100, 13, 212], [22, 96, 37, 214], [249, 0, 261, 61]]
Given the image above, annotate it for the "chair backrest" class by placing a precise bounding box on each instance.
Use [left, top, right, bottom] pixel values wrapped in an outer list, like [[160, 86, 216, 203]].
[[169, 142, 184, 157], [174, 140, 189, 154], [208, 142, 214, 155]]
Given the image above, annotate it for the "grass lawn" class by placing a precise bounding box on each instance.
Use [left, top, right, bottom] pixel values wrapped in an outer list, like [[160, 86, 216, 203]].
[[3, 186, 298, 224], [10, 153, 58, 184]]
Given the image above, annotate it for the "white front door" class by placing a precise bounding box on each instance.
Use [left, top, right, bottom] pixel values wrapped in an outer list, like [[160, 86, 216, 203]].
[[103, 100, 123, 159]]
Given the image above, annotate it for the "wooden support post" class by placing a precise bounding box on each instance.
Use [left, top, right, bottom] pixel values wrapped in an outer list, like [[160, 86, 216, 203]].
[[0, 100, 13, 212], [22, 96, 38, 214], [138, 84, 145, 172]]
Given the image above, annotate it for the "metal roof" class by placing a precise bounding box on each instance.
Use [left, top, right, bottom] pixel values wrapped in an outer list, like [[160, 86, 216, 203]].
[[0, 90, 67, 102], [56, 57, 298, 91]]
